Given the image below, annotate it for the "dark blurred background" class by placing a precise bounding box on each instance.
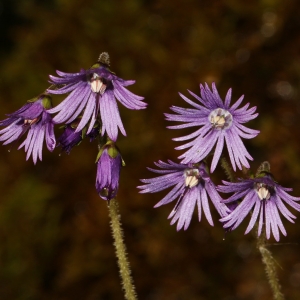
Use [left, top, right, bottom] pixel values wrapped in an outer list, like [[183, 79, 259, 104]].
[[0, 0, 300, 299]]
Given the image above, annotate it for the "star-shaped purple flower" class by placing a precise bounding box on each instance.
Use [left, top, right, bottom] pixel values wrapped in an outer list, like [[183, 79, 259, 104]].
[[219, 174, 300, 241], [96, 143, 123, 200], [165, 83, 259, 172], [138, 160, 230, 230], [47, 56, 146, 142], [0, 95, 56, 164]]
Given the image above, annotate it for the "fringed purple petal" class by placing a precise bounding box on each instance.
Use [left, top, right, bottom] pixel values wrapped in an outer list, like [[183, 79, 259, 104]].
[[113, 80, 146, 110], [100, 89, 126, 141], [45, 122, 56, 151]]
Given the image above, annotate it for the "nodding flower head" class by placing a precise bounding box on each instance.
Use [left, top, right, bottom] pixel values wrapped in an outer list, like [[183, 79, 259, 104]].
[[219, 172, 300, 241], [138, 160, 229, 231], [47, 53, 146, 142], [0, 94, 56, 164]]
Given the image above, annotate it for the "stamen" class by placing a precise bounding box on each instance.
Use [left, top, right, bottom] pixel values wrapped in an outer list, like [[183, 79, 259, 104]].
[[90, 73, 107, 94], [184, 168, 200, 188], [256, 183, 271, 200], [185, 176, 199, 188], [24, 117, 40, 126], [211, 115, 226, 128], [208, 108, 233, 130]]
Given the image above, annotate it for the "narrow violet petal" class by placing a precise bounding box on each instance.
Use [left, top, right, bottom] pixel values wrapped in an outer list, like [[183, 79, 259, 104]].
[[224, 88, 232, 107], [100, 89, 126, 142], [210, 132, 225, 172], [46, 122, 56, 151], [75, 94, 97, 133], [154, 182, 184, 207], [245, 199, 261, 234], [200, 186, 214, 226]]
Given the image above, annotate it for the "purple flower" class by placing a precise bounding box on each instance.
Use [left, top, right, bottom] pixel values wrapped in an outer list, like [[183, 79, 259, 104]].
[[219, 175, 300, 241], [47, 56, 146, 142], [138, 160, 230, 230], [165, 83, 259, 172], [58, 122, 100, 154], [96, 143, 123, 200], [0, 95, 56, 164]]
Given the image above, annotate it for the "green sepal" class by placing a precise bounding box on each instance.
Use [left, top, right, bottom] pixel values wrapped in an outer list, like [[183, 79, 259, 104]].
[[81, 126, 87, 140], [41, 95, 53, 109], [27, 96, 39, 103], [95, 141, 122, 163], [95, 147, 104, 163], [27, 94, 53, 109], [90, 63, 101, 69], [121, 158, 126, 167], [107, 146, 119, 159], [90, 62, 116, 75]]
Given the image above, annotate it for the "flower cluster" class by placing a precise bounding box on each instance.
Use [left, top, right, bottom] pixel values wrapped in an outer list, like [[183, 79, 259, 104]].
[[1, 54, 299, 241], [139, 83, 299, 240], [139, 83, 258, 230], [0, 53, 146, 200]]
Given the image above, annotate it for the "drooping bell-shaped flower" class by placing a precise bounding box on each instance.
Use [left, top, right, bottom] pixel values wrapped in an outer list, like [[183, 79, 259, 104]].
[[219, 170, 300, 241], [47, 52, 146, 142], [138, 160, 229, 230], [0, 94, 56, 164]]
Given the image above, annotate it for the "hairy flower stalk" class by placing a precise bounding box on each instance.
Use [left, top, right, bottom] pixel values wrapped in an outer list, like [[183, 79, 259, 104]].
[[256, 163, 284, 300], [108, 198, 138, 300], [257, 231, 285, 300], [220, 157, 236, 183]]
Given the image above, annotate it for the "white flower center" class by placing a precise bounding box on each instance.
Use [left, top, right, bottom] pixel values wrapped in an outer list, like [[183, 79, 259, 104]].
[[24, 117, 40, 126], [255, 183, 271, 201], [90, 73, 106, 94], [184, 168, 200, 188], [209, 108, 233, 130]]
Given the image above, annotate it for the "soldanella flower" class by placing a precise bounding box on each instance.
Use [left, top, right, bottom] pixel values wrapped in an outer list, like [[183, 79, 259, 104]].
[[58, 121, 100, 154], [95, 141, 123, 200], [219, 173, 300, 241], [138, 160, 230, 230], [47, 52, 146, 142], [165, 83, 259, 172], [0, 95, 56, 164]]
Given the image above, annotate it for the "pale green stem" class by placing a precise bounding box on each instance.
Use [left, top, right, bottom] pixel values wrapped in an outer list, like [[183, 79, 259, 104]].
[[257, 232, 285, 300], [108, 198, 137, 300]]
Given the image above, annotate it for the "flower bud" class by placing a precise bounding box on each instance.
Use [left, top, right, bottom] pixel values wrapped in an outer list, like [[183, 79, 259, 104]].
[[95, 142, 123, 200]]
